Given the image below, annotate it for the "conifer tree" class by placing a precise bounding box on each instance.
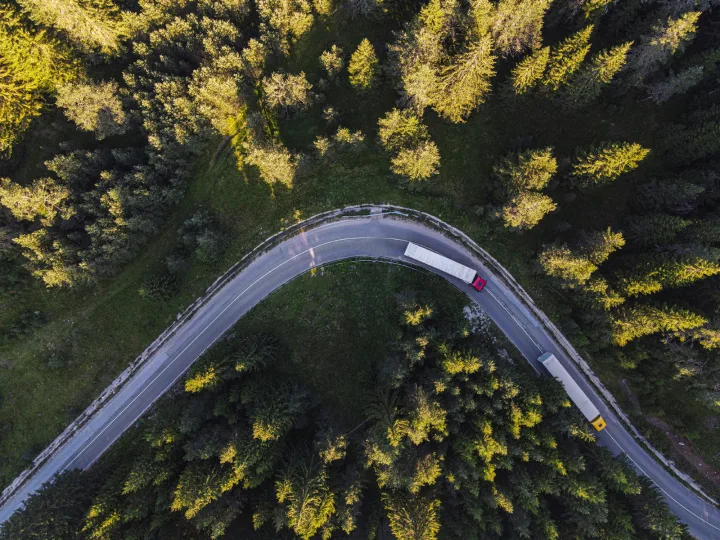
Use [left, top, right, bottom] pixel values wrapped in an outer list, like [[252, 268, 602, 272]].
[[612, 304, 706, 346], [512, 46, 550, 94], [382, 492, 442, 540], [634, 180, 704, 214], [276, 456, 336, 539], [580, 227, 625, 264], [623, 214, 693, 247], [501, 191, 557, 230], [625, 11, 701, 85], [542, 25, 594, 91], [432, 35, 496, 123], [489, 0, 552, 58], [348, 38, 379, 91], [17, 0, 126, 54], [571, 142, 650, 186], [378, 109, 440, 182], [564, 41, 632, 107], [0, 7, 76, 156], [494, 147, 557, 191], [56, 80, 128, 139], [619, 249, 720, 297], [647, 66, 703, 104], [391, 142, 441, 181], [538, 243, 598, 286]]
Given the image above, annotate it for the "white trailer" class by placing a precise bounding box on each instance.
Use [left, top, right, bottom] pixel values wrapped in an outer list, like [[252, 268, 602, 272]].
[[539, 352, 606, 431], [404, 243, 487, 291]]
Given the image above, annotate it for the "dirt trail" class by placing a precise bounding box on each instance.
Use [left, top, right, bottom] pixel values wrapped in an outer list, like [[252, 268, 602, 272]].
[[647, 417, 720, 485]]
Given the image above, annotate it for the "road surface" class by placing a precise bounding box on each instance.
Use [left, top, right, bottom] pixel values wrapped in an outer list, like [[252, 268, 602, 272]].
[[1, 215, 718, 537]]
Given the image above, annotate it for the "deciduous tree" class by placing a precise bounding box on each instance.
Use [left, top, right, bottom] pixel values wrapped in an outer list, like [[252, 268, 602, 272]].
[[320, 45, 344, 79]]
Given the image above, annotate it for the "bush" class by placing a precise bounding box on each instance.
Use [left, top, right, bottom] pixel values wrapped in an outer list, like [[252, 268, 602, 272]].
[[177, 211, 228, 265], [138, 270, 178, 302]]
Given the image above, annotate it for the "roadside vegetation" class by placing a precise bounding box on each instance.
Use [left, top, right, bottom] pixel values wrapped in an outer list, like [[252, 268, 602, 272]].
[[1, 0, 720, 505], [1, 265, 687, 539]]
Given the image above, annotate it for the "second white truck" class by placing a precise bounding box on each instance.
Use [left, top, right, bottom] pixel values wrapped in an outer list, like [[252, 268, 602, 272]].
[[539, 352, 606, 431]]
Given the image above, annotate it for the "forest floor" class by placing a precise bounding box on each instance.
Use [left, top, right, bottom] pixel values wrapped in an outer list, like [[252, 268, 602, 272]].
[[648, 417, 720, 486]]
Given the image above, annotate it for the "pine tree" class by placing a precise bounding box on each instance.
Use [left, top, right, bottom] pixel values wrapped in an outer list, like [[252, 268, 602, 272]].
[[512, 46, 550, 94], [377, 109, 440, 181], [542, 25, 594, 91], [382, 492, 442, 540], [634, 180, 704, 214], [623, 214, 692, 247], [378, 109, 430, 153], [348, 38, 379, 91], [0, 177, 72, 226], [493, 147, 557, 191], [489, 0, 552, 58], [580, 227, 625, 264], [0, 7, 77, 156], [319, 45, 344, 79], [391, 142, 441, 181], [619, 249, 720, 297], [564, 41, 632, 107], [647, 66, 703, 104], [538, 243, 598, 286], [276, 456, 336, 539], [571, 142, 650, 186], [612, 304, 707, 346], [17, 0, 126, 54], [625, 11, 702, 85], [0, 470, 92, 539], [56, 80, 128, 139], [262, 72, 313, 117], [502, 191, 557, 230], [432, 35, 496, 123]]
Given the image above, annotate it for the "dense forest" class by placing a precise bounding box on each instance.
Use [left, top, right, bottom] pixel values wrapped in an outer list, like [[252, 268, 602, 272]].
[[1, 0, 720, 525], [1, 291, 688, 539]]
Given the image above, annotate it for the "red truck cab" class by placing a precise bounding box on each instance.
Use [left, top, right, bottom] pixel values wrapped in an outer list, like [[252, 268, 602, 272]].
[[471, 275, 487, 291]]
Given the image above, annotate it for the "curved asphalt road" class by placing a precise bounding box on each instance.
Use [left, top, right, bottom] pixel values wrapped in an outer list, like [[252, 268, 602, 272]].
[[0, 216, 718, 537]]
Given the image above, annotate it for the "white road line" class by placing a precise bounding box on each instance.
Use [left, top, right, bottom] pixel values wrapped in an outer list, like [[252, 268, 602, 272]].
[[61, 236, 408, 471], [486, 289, 544, 353], [604, 429, 720, 532]]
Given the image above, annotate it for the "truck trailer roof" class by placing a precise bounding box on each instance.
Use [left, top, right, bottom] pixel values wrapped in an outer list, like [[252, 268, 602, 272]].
[[539, 352, 605, 430], [404, 243, 477, 284]]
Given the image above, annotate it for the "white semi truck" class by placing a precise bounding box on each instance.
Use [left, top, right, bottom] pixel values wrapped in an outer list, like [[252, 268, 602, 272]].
[[539, 352, 606, 431], [404, 242, 487, 291]]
